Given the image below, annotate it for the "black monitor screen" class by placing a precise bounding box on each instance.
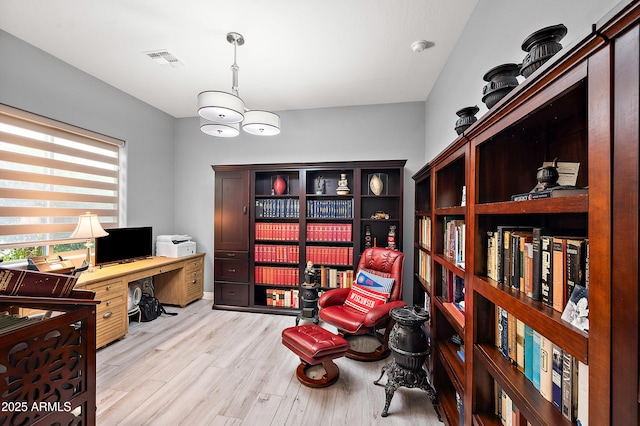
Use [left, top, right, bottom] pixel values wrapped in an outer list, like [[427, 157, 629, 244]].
[[95, 226, 153, 266]]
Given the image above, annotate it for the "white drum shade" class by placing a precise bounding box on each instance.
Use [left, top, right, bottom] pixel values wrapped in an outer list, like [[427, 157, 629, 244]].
[[242, 110, 281, 136], [200, 118, 240, 137], [198, 91, 245, 123]]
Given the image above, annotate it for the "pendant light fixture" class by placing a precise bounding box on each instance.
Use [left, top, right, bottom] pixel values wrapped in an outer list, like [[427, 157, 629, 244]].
[[198, 32, 280, 137]]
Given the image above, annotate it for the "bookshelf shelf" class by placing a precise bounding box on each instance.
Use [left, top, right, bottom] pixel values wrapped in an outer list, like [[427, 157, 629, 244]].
[[413, 3, 640, 424]]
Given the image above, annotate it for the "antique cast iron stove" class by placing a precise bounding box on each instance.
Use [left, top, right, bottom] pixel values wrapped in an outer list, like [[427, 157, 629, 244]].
[[374, 306, 441, 420]]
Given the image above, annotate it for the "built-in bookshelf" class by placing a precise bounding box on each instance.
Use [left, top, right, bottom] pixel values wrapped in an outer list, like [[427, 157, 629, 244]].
[[413, 3, 640, 424], [213, 160, 405, 315]]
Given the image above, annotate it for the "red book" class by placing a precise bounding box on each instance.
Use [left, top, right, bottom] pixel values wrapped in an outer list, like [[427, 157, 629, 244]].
[[0, 267, 78, 298]]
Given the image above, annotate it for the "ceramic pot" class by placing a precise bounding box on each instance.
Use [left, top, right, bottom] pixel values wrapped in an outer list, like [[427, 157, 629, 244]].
[[520, 24, 567, 78], [454, 105, 479, 135], [273, 176, 286, 195], [536, 158, 560, 189], [482, 63, 520, 109]]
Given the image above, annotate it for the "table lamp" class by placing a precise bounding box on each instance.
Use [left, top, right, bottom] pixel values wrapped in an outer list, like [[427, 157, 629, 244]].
[[69, 212, 108, 271]]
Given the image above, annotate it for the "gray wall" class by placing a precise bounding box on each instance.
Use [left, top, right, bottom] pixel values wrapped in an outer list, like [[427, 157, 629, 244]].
[[174, 103, 426, 301], [0, 30, 176, 235], [424, 0, 626, 162]]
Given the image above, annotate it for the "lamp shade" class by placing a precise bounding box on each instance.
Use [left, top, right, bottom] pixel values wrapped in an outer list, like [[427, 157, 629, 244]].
[[69, 212, 108, 239], [198, 91, 245, 123], [242, 110, 281, 136], [200, 118, 240, 137]]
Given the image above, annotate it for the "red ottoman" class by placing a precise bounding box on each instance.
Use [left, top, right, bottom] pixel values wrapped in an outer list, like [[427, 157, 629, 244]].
[[282, 324, 349, 388]]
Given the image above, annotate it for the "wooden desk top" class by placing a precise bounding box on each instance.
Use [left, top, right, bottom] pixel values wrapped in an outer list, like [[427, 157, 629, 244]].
[[76, 254, 204, 286]]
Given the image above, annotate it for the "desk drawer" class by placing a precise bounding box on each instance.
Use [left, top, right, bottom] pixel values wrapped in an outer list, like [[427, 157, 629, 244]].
[[214, 250, 248, 260], [214, 258, 248, 282], [96, 301, 127, 348], [127, 262, 182, 282], [184, 257, 204, 274], [80, 277, 126, 300], [214, 282, 249, 306]]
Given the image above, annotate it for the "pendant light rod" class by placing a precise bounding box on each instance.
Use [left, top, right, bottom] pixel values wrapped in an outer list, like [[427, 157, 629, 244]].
[[227, 32, 244, 97]]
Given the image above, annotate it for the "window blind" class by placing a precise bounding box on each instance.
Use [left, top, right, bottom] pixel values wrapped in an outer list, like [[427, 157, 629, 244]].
[[0, 104, 123, 249]]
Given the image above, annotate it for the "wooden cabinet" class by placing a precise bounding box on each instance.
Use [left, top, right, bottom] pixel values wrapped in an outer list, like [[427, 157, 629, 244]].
[[414, 3, 640, 425], [212, 160, 405, 314], [81, 276, 127, 349]]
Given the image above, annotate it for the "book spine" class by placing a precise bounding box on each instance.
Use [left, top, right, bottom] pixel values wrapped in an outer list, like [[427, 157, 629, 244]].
[[501, 307, 509, 359], [539, 335, 552, 401], [540, 235, 554, 307], [508, 312, 516, 364], [552, 237, 566, 312], [532, 330, 541, 390], [562, 350, 578, 421], [524, 242, 534, 298], [516, 319, 525, 372], [503, 230, 512, 287], [524, 324, 534, 382], [552, 344, 563, 410], [565, 238, 587, 306], [577, 361, 589, 425], [531, 227, 545, 301]]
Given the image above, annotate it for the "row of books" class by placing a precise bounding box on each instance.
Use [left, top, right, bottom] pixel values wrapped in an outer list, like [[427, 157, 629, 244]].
[[416, 250, 431, 287], [306, 223, 352, 242], [305, 246, 354, 266], [265, 288, 299, 308], [442, 269, 465, 305], [254, 244, 299, 264], [254, 266, 299, 286], [317, 266, 354, 289], [417, 216, 432, 250], [255, 222, 299, 241], [444, 217, 465, 268], [495, 307, 588, 423], [255, 198, 300, 218], [486, 226, 589, 313], [306, 199, 354, 219]]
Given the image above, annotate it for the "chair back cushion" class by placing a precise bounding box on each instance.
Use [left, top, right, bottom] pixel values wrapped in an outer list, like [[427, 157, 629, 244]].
[[355, 248, 404, 301]]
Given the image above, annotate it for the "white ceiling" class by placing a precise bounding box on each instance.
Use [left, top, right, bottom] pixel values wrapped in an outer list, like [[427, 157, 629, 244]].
[[0, 0, 478, 118]]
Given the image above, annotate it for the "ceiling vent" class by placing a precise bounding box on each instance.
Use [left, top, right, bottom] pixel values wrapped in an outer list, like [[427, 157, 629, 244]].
[[144, 50, 183, 67]]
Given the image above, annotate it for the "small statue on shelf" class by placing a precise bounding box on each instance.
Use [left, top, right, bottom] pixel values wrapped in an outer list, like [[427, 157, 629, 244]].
[[387, 225, 397, 250], [316, 176, 325, 194], [303, 261, 318, 286], [364, 225, 372, 249], [336, 173, 350, 195]]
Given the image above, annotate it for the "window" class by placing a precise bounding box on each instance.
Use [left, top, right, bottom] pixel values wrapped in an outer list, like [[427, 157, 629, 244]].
[[0, 104, 124, 262]]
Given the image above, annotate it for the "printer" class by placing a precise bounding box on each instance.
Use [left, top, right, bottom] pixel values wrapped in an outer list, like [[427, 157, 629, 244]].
[[156, 234, 196, 258]]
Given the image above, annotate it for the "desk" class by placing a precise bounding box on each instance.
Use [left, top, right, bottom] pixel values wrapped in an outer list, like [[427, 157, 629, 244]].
[[75, 253, 204, 348]]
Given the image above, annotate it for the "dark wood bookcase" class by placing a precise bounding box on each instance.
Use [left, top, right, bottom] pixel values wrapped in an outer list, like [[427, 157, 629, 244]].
[[414, 2, 640, 425], [213, 160, 405, 315]]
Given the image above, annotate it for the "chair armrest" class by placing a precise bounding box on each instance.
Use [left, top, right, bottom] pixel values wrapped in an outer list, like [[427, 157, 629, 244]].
[[363, 300, 407, 327], [318, 287, 351, 308]]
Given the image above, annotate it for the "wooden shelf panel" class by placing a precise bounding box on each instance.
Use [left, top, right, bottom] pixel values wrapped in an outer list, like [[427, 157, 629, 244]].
[[474, 195, 588, 215], [435, 296, 465, 336], [433, 253, 465, 277], [473, 277, 588, 363], [475, 343, 572, 426], [434, 206, 466, 216], [414, 273, 431, 295], [436, 338, 465, 393]]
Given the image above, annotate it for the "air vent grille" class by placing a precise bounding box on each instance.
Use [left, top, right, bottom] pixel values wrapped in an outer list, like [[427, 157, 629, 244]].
[[144, 50, 183, 67]]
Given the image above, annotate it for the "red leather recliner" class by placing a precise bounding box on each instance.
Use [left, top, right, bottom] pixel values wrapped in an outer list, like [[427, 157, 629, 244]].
[[318, 247, 406, 361]]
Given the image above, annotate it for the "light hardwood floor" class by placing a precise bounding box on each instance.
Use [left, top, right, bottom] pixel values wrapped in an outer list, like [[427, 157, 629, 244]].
[[96, 299, 442, 426]]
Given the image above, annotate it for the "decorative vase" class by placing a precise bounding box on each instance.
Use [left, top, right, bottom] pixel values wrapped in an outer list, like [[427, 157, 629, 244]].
[[454, 105, 479, 135], [535, 158, 560, 190], [273, 176, 286, 195], [520, 24, 567, 78], [369, 174, 384, 196], [336, 173, 350, 195], [387, 225, 396, 250], [481, 63, 520, 109]]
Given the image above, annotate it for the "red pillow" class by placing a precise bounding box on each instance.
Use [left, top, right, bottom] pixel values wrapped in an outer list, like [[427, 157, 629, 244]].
[[344, 283, 390, 313]]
